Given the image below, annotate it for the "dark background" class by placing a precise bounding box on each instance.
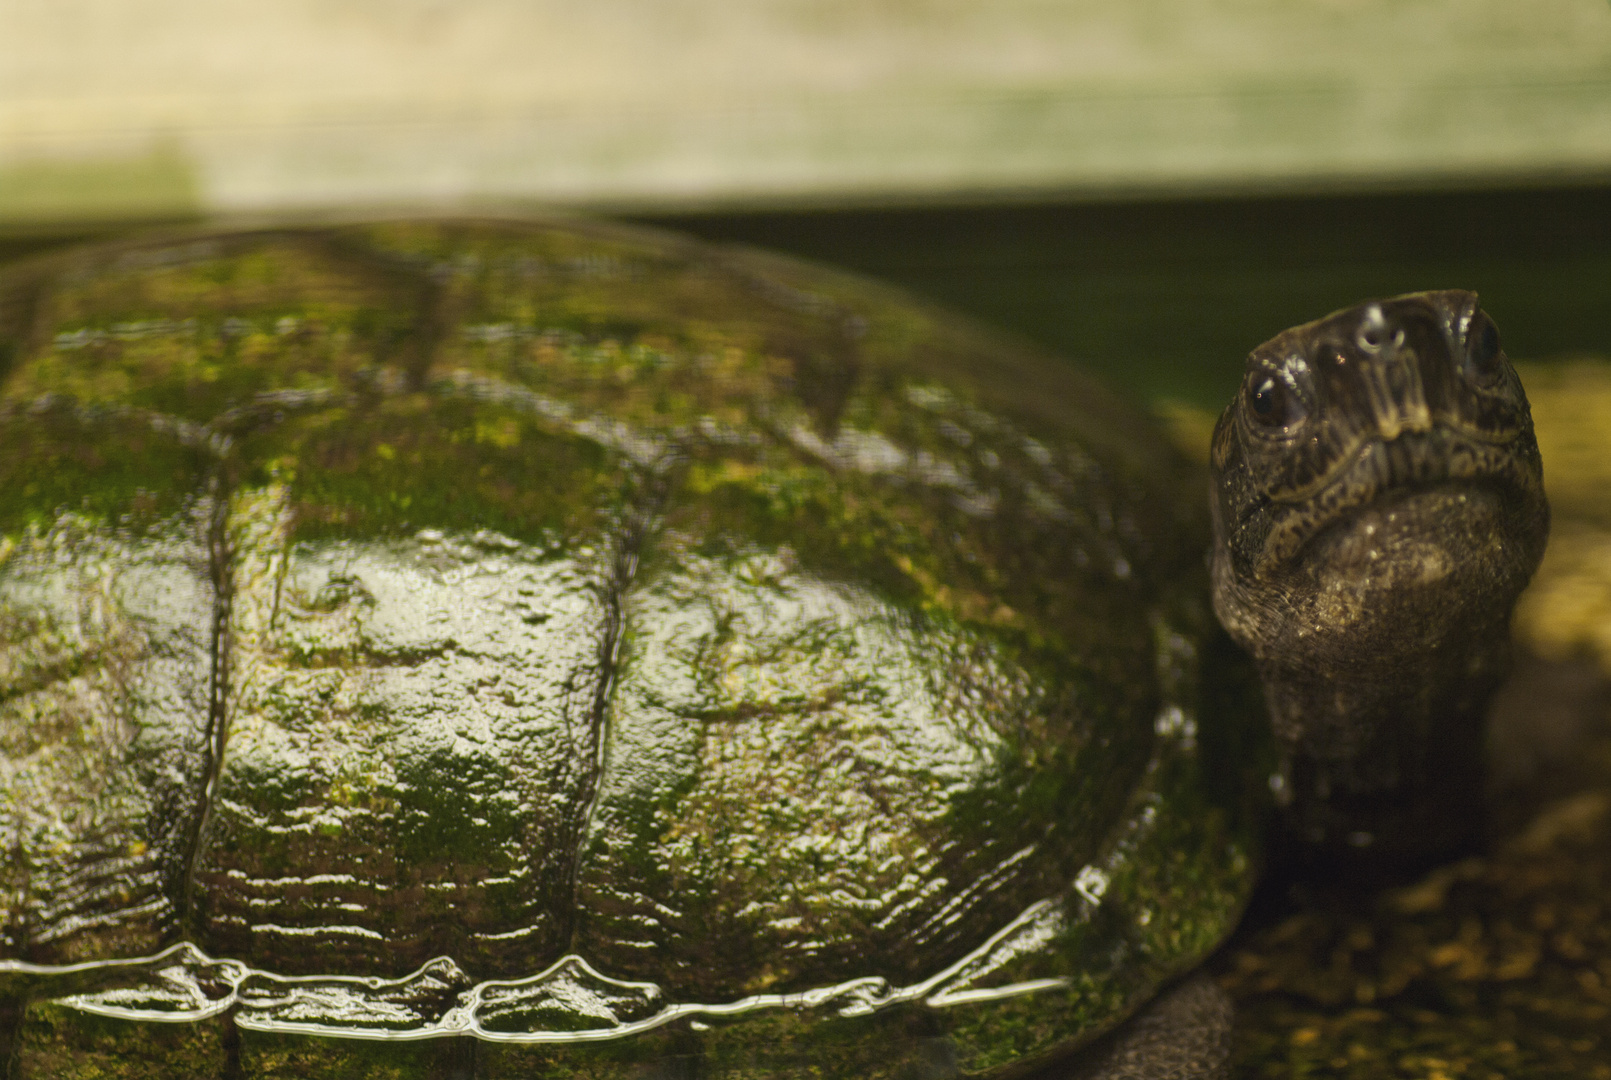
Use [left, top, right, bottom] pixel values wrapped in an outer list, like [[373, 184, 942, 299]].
[[636, 184, 1611, 410]]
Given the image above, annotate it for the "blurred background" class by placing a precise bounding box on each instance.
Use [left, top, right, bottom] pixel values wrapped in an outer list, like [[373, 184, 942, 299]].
[[4, 0, 1611, 411], [7, 5, 1611, 1075]]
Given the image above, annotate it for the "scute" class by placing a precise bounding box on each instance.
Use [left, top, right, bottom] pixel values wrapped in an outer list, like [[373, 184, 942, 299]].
[[0, 219, 1259, 1078]]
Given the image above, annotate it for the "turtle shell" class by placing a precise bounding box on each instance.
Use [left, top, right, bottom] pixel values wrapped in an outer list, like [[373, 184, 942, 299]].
[[0, 219, 1261, 1079]]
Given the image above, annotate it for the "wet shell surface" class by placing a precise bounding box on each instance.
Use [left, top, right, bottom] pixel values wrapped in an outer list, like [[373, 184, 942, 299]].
[[0, 219, 1259, 1077]]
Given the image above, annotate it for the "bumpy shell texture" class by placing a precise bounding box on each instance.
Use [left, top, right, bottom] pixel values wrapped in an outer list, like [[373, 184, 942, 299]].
[[0, 219, 1259, 1078]]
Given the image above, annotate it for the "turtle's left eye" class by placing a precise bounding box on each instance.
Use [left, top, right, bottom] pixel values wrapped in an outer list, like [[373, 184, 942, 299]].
[[1247, 373, 1306, 429], [1463, 311, 1504, 386]]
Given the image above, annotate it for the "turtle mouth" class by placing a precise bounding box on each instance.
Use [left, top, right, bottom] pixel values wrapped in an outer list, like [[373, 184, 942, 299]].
[[1256, 429, 1540, 572]]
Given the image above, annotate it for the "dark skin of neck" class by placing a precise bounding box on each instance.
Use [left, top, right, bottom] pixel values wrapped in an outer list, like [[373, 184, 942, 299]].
[[1259, 623, 1507, 881], [1209, 290, 1549, 884]]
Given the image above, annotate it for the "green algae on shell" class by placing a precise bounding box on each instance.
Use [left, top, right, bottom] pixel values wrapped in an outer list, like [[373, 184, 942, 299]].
[[0, 219, 1263, 1078]]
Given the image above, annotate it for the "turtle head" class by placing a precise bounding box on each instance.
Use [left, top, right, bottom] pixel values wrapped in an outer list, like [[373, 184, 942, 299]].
[[1209, 289, 1547, 677], [1207, 291, 1549, 873]]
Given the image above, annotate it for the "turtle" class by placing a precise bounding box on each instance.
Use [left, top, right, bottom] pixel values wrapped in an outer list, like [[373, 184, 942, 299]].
[[0, 217, 1548, 1080]]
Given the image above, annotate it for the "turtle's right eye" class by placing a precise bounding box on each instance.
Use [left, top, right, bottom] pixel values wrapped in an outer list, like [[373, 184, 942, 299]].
[[1247, 373, 1305, 429], [1462, 310, 1504, 386]]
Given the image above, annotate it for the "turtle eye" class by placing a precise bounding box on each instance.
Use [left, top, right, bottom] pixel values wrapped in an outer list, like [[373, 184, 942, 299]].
[[1463, 311, 1504, 386], [1247, 373, 1306, 429]]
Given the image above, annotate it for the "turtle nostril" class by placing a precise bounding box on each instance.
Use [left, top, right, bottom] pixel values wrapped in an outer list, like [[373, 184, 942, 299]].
[[1356, 323, 1406, 356], [1354, 305, 1403, 355]]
